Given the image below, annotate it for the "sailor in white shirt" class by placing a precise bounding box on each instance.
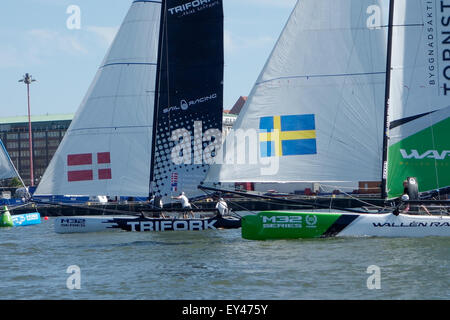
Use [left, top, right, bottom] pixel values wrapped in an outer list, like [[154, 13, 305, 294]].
[[215, 198, 228, 216], [172, 192, 194, 218]]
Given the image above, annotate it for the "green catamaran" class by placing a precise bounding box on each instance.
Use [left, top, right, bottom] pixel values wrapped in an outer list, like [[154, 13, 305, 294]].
[[204, 0, 450, 239]]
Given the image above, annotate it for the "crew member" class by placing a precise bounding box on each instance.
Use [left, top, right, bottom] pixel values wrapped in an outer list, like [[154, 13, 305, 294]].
[[149, 195, 163, 209], [400, 191, 410, 214], [172, 192, 194, 219], [393, 180, 410, 216], [420, 205, 432, 216], [215, 198, 229, 216], [149, 195, 165, 218], [400, 178, 431, 216]]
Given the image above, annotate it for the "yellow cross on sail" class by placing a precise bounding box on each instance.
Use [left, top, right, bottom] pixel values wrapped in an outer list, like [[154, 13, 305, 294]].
[[259, 114, 317, 157]]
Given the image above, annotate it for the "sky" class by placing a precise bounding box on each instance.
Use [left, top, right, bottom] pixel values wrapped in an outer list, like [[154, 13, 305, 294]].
[[0, 0, 297, 118]]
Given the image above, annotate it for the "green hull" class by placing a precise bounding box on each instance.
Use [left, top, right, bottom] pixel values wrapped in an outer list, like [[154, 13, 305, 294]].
[[242, 211, 357, 240]]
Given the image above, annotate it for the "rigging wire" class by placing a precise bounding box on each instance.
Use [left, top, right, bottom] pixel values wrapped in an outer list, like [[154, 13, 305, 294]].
[[198, 185, 380, 214], [1, 202, 39, 214], [319, 184, 386, 210], [199, 189, 253, 218]]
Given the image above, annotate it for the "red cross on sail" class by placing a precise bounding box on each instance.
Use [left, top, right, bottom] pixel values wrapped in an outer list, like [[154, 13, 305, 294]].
[[171, 172, 178, 192], [67, 152, 112, 182]]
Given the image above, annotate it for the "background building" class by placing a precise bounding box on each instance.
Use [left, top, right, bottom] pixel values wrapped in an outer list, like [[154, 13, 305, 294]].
[[222, 112, 238, 137], [0, 114, 72, 186], [223, 96, 246, 136], [229, 96, 247, 115]]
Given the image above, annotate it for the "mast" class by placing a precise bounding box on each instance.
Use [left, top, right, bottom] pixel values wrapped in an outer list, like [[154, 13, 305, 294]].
[[381, 0, 395, 200], [149, 0, 166, 197]]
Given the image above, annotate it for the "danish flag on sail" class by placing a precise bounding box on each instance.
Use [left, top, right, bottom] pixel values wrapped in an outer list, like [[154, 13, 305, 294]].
[[67, 152, 112, 182]]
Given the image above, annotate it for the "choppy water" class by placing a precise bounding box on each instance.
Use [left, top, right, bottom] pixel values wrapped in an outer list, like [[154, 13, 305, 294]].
[[0, 217, 449, 300]]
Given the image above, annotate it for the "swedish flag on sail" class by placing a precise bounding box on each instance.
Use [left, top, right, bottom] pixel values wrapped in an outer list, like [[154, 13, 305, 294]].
[[259, 114, 317, 157]]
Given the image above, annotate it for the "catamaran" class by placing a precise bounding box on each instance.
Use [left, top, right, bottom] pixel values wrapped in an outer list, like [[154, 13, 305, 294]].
[[203, 0, 450, 239], [33, 0, 240, 233], [0, 139, 41, 228]]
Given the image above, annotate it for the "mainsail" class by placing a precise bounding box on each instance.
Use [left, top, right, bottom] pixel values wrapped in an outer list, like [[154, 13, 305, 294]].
[[386, 0, 450, 197], [36, 1, 161, 197], [35, 0, 225, 200], [151, 0, 224, 198], [0, 139, 20, 181], [205, 0, 388, 190]]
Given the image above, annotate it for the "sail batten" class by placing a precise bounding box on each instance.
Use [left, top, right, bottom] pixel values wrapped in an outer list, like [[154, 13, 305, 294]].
[[100, 63, 158, 68], [255, 71, 387, 85]]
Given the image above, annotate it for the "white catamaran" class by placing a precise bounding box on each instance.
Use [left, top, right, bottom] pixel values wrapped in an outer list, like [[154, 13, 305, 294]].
[[204, 0, 450, 239], [34, 0, 240, 233]]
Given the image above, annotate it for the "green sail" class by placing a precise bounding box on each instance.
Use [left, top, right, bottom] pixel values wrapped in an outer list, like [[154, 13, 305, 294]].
[[387, 117, 450, 198]]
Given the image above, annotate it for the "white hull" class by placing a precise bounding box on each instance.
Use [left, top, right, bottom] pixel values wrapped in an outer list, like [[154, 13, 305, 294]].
[[54, 215, 241, 234], [338, 213, 450, 238]]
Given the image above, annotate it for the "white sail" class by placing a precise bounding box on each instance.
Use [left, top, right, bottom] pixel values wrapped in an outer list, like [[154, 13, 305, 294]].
[[0, 139, 19, 180], [389, 0, 450, 128], [387, 0, 450, 197], [35, 1, 162, 197], [206, 0, 388, 186]]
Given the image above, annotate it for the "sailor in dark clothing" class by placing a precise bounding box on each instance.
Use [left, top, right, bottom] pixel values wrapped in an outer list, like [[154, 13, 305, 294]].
[[154, 196, 163, 209], [393, 180, 410, 216], [397, 177, 431, 216], [401, 180, 411, 214]]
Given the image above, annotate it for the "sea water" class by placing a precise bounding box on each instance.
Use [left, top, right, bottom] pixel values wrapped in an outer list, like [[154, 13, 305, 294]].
[[0, 217, 449, 300]]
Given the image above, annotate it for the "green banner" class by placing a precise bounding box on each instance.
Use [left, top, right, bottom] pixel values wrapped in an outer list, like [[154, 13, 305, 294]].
[[387, 117, 450, 198]]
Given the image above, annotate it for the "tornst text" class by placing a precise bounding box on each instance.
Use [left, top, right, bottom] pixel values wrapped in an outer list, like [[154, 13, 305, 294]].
[[438, 0, 450, 94], [368, 1, 450, 94]]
